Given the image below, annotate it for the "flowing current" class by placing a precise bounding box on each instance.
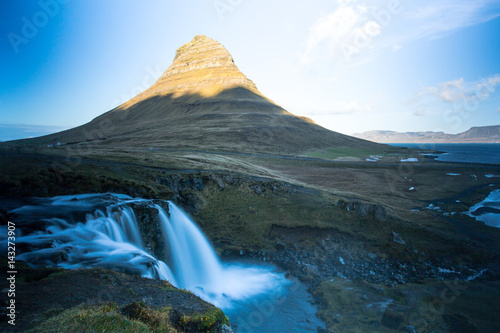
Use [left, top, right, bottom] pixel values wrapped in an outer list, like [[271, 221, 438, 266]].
[[1, 193, 325, 332], [4, 194, 283, 308]]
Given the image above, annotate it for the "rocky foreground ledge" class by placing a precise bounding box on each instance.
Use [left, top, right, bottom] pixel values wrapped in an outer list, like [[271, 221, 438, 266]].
[[0, 259, 232, 333]]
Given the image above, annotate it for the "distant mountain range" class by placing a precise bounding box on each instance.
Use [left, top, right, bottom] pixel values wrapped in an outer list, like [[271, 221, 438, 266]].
[[352, 125, 500, 143]]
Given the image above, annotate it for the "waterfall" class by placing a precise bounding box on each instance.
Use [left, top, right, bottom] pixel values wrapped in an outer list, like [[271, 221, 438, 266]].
[[14, 197, 174, 282], [157, 203, 222, 291], [7, 194, 285, 308]]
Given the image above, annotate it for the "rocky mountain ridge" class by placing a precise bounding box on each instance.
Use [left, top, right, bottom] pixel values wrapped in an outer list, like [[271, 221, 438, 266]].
[[353, 125, 500, 143], [123, 35, 262, 106]]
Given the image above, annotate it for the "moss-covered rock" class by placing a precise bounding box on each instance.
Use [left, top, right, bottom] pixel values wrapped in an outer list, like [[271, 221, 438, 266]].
[[0, 265, 233, 333], [170, 306, 230, 333]]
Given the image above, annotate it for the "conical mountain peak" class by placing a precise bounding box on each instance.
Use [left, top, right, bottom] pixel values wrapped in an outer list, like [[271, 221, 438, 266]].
[[125, 35, 260, 106], [173, 35, 220, 60], [27, 35, 382, 155]]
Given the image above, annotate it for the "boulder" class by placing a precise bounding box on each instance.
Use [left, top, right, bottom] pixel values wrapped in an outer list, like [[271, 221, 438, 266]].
[[337, 200, 388, 221]]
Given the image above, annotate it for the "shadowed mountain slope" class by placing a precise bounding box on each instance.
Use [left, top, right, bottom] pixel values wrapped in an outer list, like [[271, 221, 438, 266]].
[[17, 35, 383, 154]]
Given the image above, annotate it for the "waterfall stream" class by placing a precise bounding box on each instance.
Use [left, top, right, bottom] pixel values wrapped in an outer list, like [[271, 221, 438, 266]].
[[4, 194, 282, 307], [1, 193, 324, 332]]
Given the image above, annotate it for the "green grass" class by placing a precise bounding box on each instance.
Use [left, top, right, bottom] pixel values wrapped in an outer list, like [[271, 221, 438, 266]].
[[314, 279, 500, 333], [194, 181, 349, 251], [27, 290, 229, 333], [304, 147, 386, 160], [314, 280, 384, 333], [29, 301, 229, 333], [28, 303, 154, 333]]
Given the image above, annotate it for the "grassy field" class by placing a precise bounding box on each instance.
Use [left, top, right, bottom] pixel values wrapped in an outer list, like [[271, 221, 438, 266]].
[[1, 143, 499, 332], [2, 145, 498, 260]]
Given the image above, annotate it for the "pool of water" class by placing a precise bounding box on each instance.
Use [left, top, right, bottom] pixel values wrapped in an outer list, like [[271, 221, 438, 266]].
[[221, 260, 325, 332]]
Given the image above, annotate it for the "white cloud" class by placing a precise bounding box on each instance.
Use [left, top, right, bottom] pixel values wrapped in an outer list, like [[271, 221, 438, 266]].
[[404, 0, 500, 41], [414, 75, 500, 104], [301, 0, 500, 67], [408, 74, 500, 118], [301, 0, 386, 65]]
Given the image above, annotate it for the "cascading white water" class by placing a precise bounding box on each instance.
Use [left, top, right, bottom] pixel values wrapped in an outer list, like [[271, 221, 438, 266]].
[[157, 203, 222, 290], [157, 202, 285, 307], [14, 200, 176, 283], [6, 194, 285, 309]]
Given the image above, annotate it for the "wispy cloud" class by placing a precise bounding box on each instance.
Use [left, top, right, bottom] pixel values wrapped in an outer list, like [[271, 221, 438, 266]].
[[404, 0, 500, 41], [409, 74, 500, 116], [414, 75, 500, 104], [301, 0, 500, 67]]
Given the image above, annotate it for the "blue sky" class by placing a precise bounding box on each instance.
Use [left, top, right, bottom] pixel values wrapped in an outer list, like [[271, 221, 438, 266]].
[[1, 0, 499, 141]]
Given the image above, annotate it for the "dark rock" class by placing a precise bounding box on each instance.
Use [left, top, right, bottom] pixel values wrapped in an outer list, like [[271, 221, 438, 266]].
[[192, 177, 204, 191], [156, 174, 205, 193], [337, 200, 387, 221], [373, 204, 388, 221], [275, 242, 286, 251], [250, 184, 263, 195], [381, 308, 404, 329], [131, 203, 166, 260], [355, 202, 373, 216], [211, 175, 225, 190], [222, 175, 234, 184], [391, 232, 406, 245], [172, 193, 199, 214]]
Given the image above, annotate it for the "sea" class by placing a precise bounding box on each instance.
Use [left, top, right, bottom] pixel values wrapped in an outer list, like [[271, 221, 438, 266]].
[[389, 143, 500, 165], [390, 143, 500, 228]]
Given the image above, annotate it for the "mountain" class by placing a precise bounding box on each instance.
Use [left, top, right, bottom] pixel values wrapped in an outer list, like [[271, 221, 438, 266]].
[[352, 125, 500, 143], [18, 35, 382, 155]]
